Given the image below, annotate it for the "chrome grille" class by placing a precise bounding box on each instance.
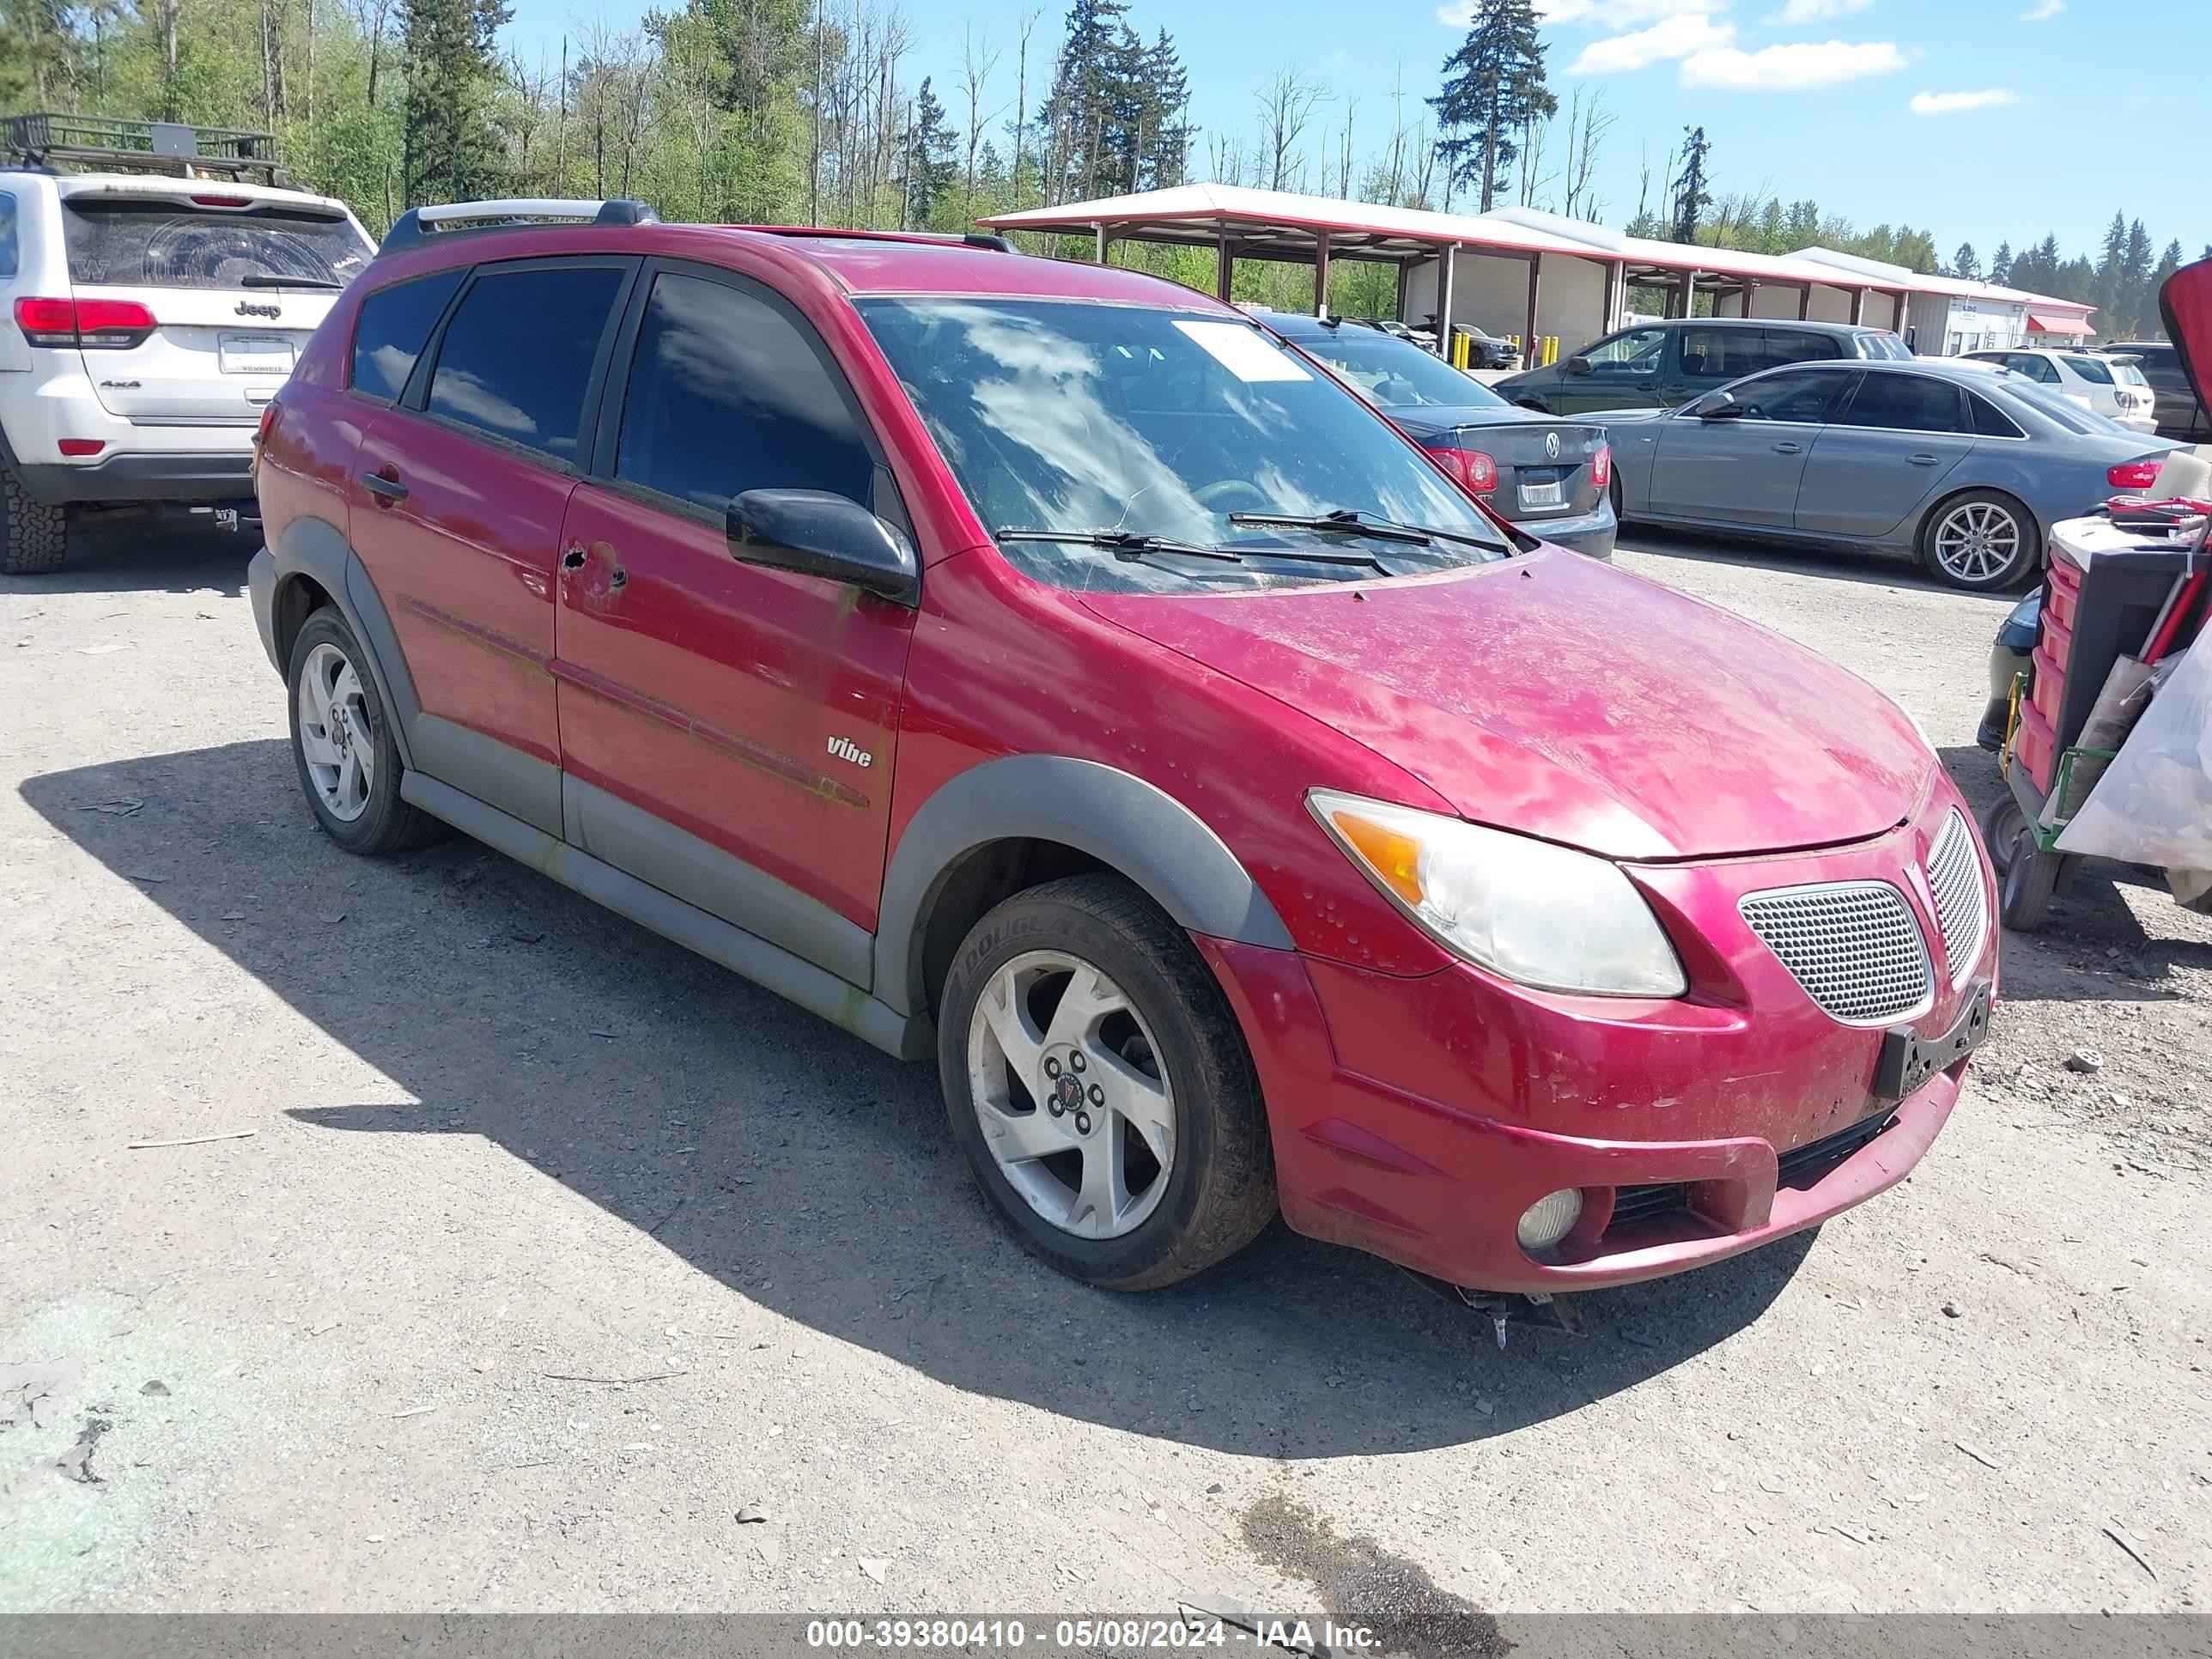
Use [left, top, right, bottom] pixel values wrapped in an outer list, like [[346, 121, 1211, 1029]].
[[1739, 882, 1931, 1025], [1925, 809, 1989, 986]]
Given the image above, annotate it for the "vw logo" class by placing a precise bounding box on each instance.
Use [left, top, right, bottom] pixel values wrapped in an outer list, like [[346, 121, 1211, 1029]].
[[1545, 430, 1562, 460]]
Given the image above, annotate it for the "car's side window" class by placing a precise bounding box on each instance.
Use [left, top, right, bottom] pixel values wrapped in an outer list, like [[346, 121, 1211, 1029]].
[[1760, 330, 1838, 368], [1582, 327, 1666, 373], [0, 192, 18, 278], [1834, 374, 1966, 434], [1969, 393, 2027, 440], [349, 269, 465, 404], [614, 270, 875, 514], [1676, 329, 1759, 383], [1732, 369, 1845, 423], [424, 262, 627, 464]]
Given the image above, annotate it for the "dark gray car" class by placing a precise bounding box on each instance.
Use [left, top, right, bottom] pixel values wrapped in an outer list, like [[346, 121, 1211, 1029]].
[[1594, 358, 2177, 591], [1494, 317, 1911, 416]]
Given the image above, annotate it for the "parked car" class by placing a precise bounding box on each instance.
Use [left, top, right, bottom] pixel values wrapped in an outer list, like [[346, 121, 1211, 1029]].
[[1259, 309, 1615, 558], [1960, 347, 2156, 433], [252, 199, 1996, 1299], [2093, 339, 2212, 442], [1595, 358, 2177, 591], [1494, 317, 1911, 416], [1, 122, 375, 573], [1441, 322, 1520, 371], [1978, 589, 2043, 750]]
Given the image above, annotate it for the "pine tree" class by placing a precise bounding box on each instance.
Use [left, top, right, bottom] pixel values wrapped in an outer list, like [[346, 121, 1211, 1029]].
[[399, 0, 511, 205], [1045, 0, 1130, 203], [1951, 242, 1979, 282], [1430, 0, 1554, 214], [1139, 30, 1192, 190], [1670, 125, 1711, 244], [1990, 241, 2013, 285], [899, 77, 957, 227]]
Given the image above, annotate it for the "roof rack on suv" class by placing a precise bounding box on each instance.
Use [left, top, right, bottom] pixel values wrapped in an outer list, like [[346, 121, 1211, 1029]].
[[378, 198, 659, 256], [732, 226, 1013, 253], [2, 112, 289, 185]]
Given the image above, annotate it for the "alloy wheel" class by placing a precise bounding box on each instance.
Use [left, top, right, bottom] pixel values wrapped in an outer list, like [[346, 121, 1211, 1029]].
[[295, 641, 375, 823], [1933, 501, 2021, 585], [965, 949, 1176, 1240]]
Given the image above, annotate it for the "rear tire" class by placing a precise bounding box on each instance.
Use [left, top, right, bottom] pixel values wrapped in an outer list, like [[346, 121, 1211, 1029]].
[[937, 874, 1276, 1291], [1920, 490, 2040, 592], [1, 464, 70, 575]]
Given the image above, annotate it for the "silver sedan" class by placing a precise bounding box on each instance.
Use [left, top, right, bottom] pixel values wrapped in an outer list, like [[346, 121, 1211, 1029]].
[[1593, 358, 2177, 590]]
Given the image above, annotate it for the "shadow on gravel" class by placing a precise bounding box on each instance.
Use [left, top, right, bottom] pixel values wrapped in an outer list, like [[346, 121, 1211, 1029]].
[[25, 738, 1817, 1457], [0, 517, 250, 598]]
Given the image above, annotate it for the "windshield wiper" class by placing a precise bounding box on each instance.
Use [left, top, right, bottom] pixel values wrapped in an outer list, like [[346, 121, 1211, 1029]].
[[995, 527, 1245, 563], [240, 273, 343, 289], [1229, 507, 1503, 551]]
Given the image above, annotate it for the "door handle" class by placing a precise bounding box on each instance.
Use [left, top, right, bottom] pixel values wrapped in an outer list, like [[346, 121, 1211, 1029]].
[[1772, 441, 1802, 455], [361, 471, 407, 504], [1908, 453, 1940, 467]]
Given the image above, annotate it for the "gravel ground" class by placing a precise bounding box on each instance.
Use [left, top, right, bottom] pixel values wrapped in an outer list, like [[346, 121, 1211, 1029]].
[[1, 520, 2206, 1620]]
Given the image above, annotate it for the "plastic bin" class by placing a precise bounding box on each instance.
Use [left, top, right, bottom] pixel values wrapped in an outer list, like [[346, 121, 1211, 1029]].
[[2015, 698, 2058, 793], [2029, 644, 2066, 728], [2039, 605, 2074, 673]]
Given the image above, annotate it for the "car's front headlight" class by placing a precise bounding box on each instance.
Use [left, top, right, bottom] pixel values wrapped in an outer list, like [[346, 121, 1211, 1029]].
[[1308, 790, 1687, 998]]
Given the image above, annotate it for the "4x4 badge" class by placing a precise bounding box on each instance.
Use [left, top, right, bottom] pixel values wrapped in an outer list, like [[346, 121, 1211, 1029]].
[[235, 301, 281, 319]]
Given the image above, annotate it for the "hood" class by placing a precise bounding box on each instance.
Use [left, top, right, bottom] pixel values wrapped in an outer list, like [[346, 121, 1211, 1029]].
[[2160, 257, 2212, 411], [1080, 550, 1932, 862]]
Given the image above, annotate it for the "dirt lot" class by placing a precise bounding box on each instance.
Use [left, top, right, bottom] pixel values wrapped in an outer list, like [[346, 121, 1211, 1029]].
[[3, 522, 2207, 1620]]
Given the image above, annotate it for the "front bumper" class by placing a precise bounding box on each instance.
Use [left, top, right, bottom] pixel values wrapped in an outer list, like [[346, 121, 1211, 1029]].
[[1200, 781, 1996, 1293]]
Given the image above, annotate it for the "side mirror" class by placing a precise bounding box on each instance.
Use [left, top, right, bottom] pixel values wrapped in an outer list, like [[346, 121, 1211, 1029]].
[[1692, 391, 1743, 421], [726, 489, 918, 605], [1564, 354, 1594, 377]]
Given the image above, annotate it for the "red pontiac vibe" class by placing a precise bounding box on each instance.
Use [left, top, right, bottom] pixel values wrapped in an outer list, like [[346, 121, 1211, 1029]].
[[248, 201, 1998, 1297]]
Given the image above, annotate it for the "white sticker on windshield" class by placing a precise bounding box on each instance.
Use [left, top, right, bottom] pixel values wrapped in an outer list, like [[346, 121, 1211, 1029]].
[[1172, 320, 1313, 383]]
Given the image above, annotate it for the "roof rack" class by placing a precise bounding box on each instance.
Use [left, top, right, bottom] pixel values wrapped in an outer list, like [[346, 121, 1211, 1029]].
[[378, 198, 659, 256], [732, 226, 1013, 253], [2, 112, 289, 185]]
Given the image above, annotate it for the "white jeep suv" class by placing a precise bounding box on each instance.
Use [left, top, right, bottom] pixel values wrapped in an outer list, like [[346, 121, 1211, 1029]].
[[1, 161, 373, 573]]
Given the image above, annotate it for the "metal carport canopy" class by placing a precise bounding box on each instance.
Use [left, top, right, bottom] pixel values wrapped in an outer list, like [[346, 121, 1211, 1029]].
[[975, 182, 1912, 331]]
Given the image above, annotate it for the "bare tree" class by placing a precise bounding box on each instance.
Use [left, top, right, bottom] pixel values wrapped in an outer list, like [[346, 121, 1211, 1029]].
[[958, 24, 1000, 216], [1254, 65, 1326, 195], [1559, 84, 1613, 222], [1008, 7, 1040, 208], [1334, 96, 1357, 199]]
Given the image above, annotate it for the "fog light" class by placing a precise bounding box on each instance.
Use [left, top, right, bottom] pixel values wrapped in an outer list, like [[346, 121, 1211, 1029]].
[[1516, 1188, 1583, 1252]]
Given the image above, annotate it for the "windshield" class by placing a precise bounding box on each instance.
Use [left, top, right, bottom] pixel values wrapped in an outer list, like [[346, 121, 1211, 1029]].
[[1290, 327, 1509, 411], [859, 297, 1507, 592], [63, 199, 371, 289]]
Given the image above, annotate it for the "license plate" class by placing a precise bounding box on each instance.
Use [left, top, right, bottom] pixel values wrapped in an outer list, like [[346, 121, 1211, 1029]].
[[1873, 979, 1991, 1100], [1517, 479, 1565, 511], [219, 333, 295, 375]]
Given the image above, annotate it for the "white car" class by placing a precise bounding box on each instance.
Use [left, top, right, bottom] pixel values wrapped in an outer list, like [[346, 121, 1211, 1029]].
[[1, 124, 373, 573], [1960, 347, 2158, 434]]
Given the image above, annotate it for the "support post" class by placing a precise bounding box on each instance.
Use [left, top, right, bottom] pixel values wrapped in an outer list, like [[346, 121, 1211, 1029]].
[[1395, 259, 1411, 321], [1094, 222, 1107, 264], [1435, 243, 1457, 358], [1893, 292, 1908, 332], [1799, 283, 1813, 321], [1605, 260, 1626, 332], [1522, 253, 1543, 370], [1850, 286, 1868, 325], [1680, 271, 1698, 319], [1313, 232, 1331, 318], [1217, 234, 1234, 301]]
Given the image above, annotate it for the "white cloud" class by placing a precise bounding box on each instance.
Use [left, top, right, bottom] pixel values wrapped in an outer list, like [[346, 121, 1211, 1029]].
[[1571, 13, 1736, 73], [1911, 87, 2020, 114], [2021, 0, 2063, 18], [1680, 38, 1908, 89], [1441, 0, 1720, 26], [1778, 0, 1872, 19]]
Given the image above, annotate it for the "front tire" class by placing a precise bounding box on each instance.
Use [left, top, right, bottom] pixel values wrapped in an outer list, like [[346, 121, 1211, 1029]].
[[1, 464, 70, 575], [1921, 490, 2040, 592], [285, 609, 445, 855], [937, 874, 1276, 1291]]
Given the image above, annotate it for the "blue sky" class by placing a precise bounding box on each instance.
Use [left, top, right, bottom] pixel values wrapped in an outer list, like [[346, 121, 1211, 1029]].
[[503, 0, 2211, 263]]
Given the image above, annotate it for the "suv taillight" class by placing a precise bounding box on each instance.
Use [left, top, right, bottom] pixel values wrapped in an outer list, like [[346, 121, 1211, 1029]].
[[1425, 444, 1498, 494], [12, 296, 158, 349], [1590, 443, 1612, 491], [2108, 459, 2163, 491]]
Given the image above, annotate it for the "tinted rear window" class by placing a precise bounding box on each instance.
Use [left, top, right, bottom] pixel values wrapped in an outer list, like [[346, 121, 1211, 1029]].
[[349, 270, 465, 403], [426, 264, 626, 462], [1969, 393, 2026, 439], [1853, 331, 1912, 361], [62, 199, 370, 289], [2063, 354, 2114, 384]]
